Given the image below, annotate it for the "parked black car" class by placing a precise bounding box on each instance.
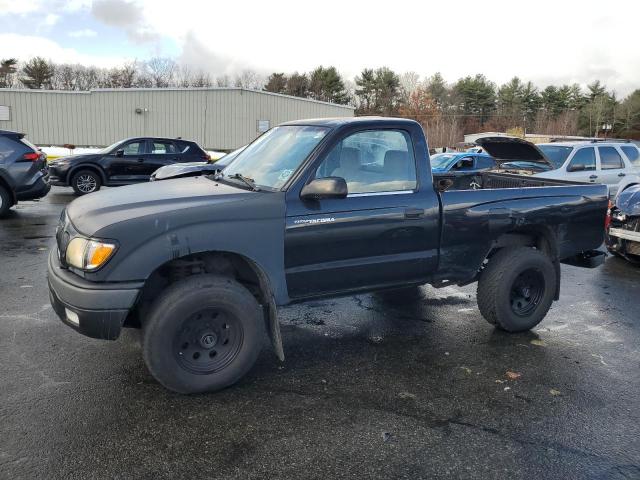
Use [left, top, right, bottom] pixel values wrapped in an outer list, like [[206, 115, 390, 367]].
[[0, 130, 50, 217], [49, 117, 608, 394], [48, 137, 210, 195]]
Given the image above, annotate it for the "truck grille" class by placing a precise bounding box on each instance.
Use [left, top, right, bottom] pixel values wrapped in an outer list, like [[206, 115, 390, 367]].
[[55, 209, 71, 267]]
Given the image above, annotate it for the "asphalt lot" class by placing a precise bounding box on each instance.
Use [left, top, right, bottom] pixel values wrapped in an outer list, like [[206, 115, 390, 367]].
[[1, 186, 639, 479]]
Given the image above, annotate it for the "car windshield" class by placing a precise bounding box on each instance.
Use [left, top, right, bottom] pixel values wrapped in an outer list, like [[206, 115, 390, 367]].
[[99, 140, 122, 154], [221, 126, 329, 190], [430, 153, 457, 169], [537, 145, 573, 169], [213, 145, 247, 167]]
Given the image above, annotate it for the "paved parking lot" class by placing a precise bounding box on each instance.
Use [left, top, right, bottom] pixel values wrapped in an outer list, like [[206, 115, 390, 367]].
[[1, 187, 639, 479]]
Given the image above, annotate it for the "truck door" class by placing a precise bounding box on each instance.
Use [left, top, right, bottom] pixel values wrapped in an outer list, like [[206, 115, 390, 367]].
[[284, 128, 440, 299]]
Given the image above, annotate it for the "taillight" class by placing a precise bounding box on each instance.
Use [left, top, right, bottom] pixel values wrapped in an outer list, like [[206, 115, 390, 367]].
[[605, 200, 613, 230], [22, 152, 40, 161]]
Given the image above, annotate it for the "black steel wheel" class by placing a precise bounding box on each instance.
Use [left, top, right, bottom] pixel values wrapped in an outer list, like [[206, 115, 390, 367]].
[[143, 274, 264, 394], [478, 247, 556, 332], [509, 268, 545, 317], [173, 308, 243, 375]]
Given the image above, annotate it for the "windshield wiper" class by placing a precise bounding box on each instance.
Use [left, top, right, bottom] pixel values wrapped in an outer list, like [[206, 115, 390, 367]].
[[226, 172, 260, 191]]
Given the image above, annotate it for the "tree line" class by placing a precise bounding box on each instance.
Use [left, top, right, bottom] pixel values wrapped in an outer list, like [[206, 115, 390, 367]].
[[1, 57, 639, 145]]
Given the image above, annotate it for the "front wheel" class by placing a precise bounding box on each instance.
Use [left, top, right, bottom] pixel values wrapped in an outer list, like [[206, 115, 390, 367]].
[[71, 169, 101, 195], [477, 247, 556, 332], [142, 274, 264, 394]]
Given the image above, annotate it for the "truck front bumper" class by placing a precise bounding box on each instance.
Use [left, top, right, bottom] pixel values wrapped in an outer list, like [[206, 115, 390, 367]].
[[47, 250, 143, 340]]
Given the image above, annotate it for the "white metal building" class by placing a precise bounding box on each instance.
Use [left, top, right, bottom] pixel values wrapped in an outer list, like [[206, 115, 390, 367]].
[[0, 88, 354, 150]]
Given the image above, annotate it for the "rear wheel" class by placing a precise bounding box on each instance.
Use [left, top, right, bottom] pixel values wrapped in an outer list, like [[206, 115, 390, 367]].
[[0, 184, 13, 217], [142, 274, 264, 394], [477, 247, 556, 332], [71, 169, 101, 195]]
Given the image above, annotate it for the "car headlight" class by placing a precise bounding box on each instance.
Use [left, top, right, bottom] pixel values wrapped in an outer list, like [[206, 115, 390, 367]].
[[66, 237, 117, 270]]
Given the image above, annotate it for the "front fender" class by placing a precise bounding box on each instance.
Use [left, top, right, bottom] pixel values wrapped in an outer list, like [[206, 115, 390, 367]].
[[87, 192, 289, 305]]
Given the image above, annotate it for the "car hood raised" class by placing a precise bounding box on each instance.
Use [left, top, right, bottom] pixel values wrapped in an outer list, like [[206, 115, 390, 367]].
[[475, 137, 554, 169], [615, 184, 640, 216], [152, 162, 219, 180], [66, 176, 255, 236]]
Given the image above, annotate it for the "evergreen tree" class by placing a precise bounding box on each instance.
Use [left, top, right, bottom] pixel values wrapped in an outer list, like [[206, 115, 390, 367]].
[[21, 57, 55, 89], [264, 73, 287, 94]]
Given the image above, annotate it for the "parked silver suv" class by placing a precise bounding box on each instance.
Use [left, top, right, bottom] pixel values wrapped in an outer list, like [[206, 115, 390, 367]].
[[534, 140, 640, 196]]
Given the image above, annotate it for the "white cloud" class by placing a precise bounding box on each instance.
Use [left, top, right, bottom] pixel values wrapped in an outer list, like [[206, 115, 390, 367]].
[[68, 28, 98, 38], [134, 0, 640, 95], [43, 13, 60, 26], [91, 0, 158, 43], [0, 0, 45, 15], [0, 33, 129, 67], [2, 0, 639, 96]]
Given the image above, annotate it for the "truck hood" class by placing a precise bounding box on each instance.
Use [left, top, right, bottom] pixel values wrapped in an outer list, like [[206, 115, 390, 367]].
[[66, 176, 255, 236], [475, 137, 554, 170], [615, 184, 640, 216]]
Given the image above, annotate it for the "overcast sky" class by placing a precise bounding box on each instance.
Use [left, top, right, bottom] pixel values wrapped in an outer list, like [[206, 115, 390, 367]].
[[1, 0, 638, 96]]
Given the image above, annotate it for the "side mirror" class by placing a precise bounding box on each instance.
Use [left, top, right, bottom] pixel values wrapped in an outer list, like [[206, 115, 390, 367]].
[[436, 178, 454, 192], [567, 164, 585, 172], [115, 149, 124, 157], [301, 177, 348, 200]]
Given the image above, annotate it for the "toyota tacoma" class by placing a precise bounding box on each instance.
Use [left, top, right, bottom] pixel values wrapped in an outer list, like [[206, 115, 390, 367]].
[[48, 118, 608, 393]]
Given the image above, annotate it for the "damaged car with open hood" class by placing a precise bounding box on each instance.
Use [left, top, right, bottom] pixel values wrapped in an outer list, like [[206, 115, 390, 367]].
[[48, 118, 608, 394], [606, 174, 640, 264]]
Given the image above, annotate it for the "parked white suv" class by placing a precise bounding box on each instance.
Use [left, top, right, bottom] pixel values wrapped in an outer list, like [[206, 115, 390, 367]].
[[534, 141, 640, 196]]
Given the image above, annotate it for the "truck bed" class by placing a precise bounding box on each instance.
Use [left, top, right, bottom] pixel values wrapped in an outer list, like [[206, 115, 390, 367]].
[[434, 171, 587, 191], [433, 171, 609, 287]]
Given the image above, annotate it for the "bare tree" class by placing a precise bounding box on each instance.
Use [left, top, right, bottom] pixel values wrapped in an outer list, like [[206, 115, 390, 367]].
[[233, 69, 264, 90], [145, 57, 176, 88], [216, 75, 231, 87], [192, 71, 212, 87]]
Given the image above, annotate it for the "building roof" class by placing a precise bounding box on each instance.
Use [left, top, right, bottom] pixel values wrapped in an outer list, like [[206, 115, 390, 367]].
[[0, 87, 355, 110]]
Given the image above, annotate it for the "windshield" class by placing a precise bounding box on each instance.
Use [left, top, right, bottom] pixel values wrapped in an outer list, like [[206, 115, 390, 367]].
[[221, 126, 329, 190], [537, 145, 573, 169], [214, 145, 246, 167], [430, 153, 457, 169], [99, 140, 122, 154]]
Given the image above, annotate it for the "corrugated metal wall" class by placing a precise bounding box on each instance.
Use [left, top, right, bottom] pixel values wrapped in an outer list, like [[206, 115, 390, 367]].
[[0, 88, 354, 150]]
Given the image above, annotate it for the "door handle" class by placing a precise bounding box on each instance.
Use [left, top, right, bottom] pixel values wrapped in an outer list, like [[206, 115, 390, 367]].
[[589, 175, 597, 180], [618, 173, 626, 177], [404, 208, 424, 219]]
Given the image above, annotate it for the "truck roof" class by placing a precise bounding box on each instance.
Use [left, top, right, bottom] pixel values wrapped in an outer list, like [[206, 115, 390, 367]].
[[281, 116, 420, 128]]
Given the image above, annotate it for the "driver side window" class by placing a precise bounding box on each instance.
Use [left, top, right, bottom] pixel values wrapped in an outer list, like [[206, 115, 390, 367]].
[[122, 141, 144, 156], [315, 129, 417, 194], [567, 148, 595, 171], [452, 156, 475, 171]]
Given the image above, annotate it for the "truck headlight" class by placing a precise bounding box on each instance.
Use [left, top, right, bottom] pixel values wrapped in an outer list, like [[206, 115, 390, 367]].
[[66, 237, 117, 270]]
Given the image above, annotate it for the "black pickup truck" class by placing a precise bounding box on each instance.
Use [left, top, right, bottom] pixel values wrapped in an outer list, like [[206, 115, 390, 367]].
[[48, 118, 608, 393]]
